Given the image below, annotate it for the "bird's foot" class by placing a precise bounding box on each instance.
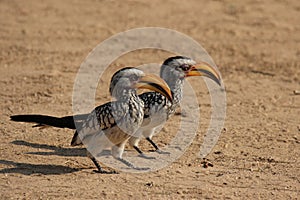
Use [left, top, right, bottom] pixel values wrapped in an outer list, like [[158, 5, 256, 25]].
[[155, 149, 170, 155], [92, 169, 118, 174], [117, 158, 135, 168], [138, 153, 156, 160], [132, 166, 150, 171], [117, 158, 150, 171]]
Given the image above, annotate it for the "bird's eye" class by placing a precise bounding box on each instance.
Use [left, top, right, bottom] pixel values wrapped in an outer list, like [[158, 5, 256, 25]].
[[180, 64, 190, 71], [129, 74, 139, 81]]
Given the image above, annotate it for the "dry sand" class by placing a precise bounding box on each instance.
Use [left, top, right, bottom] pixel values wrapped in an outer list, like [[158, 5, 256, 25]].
[[0, 0, 299, 199]]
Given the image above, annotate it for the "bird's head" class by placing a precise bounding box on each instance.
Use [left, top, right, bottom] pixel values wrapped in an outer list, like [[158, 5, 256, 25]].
[[110, 67, 172, 101], [160, 56, 221, 86]]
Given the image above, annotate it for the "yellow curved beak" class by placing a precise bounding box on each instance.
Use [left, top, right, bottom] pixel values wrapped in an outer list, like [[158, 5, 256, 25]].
[[135, 74, 173, 101], [186, 62, 221, 86]]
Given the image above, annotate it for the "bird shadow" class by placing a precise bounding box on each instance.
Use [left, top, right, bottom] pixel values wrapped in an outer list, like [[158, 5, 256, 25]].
[[0, 140, 86, 175], [11, 140, 111, 157], [8, 114, 116, 174], [5, 140, 112, 175], [0, 159, 79, 175], [11, 140, 86, 157]]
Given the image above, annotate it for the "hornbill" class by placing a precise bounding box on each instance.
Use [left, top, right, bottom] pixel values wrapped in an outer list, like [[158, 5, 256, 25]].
[[70, 67, 172, 172], [128, 56, 221, 157]]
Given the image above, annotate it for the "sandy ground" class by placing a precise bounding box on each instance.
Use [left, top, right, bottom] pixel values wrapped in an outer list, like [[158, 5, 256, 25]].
[[1, 0, 299, 199]]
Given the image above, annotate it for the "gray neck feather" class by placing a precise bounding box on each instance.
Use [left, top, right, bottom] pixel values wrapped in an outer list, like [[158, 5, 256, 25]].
[[163, 74, 184, 107]]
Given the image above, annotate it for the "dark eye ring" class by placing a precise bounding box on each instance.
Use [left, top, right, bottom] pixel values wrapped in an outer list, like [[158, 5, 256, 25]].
[[181, 64, 190, 71]]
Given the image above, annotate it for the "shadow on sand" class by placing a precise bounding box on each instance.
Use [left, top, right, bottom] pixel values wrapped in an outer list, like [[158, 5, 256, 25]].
[[0, 159, 80, 175]]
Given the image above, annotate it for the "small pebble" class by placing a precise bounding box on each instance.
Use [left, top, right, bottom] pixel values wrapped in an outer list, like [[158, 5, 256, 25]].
[[293, 90, 300, 95]]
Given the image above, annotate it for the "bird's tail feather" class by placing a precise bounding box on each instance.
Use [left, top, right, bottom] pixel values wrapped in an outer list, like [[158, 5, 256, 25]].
[[10, 114, 88, 129]]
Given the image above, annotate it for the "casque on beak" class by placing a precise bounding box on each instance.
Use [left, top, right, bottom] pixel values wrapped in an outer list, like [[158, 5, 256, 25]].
[[186, 62, 221, 86], [135, 74, 173, 101]]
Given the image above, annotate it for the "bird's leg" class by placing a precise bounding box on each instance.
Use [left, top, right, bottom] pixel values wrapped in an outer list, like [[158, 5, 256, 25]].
[[112, 142, 135, 168], [134, 146, 155, 160], [112, 143, 149, 170], [116, 157, 135, 168], [90, 157, 104, 173], [146, 137, 170, 154], [129, 137, 155, 159], [133, 145, 143, 154], [112, 144, 134, 167], [87, 152, 117, 174], [116, 158, 150, 171]]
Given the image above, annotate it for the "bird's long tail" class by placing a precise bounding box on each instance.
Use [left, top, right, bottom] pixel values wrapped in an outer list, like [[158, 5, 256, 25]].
[[10, 114, 88, 129]]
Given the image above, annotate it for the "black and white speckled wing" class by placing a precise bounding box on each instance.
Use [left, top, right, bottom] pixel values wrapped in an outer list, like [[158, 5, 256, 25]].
[[71, 101, 124, 146], [139, 92, 174, 124]]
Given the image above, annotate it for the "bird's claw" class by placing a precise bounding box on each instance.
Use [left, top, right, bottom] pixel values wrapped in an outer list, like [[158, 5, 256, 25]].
[[138, 153, 156, 160], [92, 169, 118, 174], [155, 149, 170, 155], [132, 166, 150, 171]]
